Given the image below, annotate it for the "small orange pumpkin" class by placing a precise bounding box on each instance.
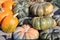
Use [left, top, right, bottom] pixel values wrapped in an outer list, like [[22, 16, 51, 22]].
[[0, 9, 13, 23], [1, 15, 18, 33], [13, 24, 39, 39], [0, 0, 8, 5], [2, 0, 15, 10]]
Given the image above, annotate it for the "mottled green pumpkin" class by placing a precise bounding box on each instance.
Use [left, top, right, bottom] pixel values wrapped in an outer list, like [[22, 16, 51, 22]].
[[30, 2, 54, 16], [13, 1, 30, 18], [40, 26, 60, 40], [31, 17, 56, 30]]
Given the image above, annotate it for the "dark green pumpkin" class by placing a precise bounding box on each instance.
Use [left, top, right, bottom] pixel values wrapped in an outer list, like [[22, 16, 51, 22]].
[[30, 2, 54, 16], [31, 16, 56, 30], [40, 26, 60, 40], [13, 1, 30, 18]]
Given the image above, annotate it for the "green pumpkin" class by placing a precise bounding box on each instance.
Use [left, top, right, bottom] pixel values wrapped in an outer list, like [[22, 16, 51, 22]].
[[30, 2, 54, 16], [31, 16, 56, 30], [13, 1, 30, 18], [40, 26, 60, 40]]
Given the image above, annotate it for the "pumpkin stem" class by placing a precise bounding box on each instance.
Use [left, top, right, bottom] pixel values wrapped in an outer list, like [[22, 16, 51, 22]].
[[13, 13, 19, 17]]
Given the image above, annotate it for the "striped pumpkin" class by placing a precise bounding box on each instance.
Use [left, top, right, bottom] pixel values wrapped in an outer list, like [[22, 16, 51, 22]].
[[31, 16, 56, 30], [40, 26, 60, 40], [30, 2, 54, 16]]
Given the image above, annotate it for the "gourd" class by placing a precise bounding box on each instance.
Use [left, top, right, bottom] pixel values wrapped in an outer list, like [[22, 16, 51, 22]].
[[13, 1, 30, 18], [30, 2, 54, 16], [40, 26, 60, 40], [31, 16, 56, 30], [2, 0, 15, 10], [1, 14, 18, 33], [13, 24, 39, 40]]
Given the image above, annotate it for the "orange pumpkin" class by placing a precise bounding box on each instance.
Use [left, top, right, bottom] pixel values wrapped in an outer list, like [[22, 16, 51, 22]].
[[0, 9, 13, 23], [2, 0, 15, 10], [13, 24, 39, 39], [1, 15, 18, 33], [0, 0, 8, 5]]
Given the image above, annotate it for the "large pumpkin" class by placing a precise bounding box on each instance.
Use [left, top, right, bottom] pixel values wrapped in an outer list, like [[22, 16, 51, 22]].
[[1, 15, 18, 33], [30, 2, 54, 16], [13, 1, 30, 18], [13, 24, 39, 40], [40, 26, 60, 40], [31, 16, 56, 30]]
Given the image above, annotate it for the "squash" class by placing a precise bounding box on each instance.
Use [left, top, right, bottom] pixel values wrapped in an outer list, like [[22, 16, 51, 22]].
[[13, 1, 30, 18], [1, 15, 18, 33], [30, 2, 54, 16], [0, 9, 13, 23], [40, 26, 60, 40], [13, 24, 39, 40], [31, 16, 56, 30], [2, 0, 15, 10]]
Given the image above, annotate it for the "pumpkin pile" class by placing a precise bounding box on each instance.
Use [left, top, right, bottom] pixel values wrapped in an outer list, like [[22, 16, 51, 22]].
[[0, 0, 60, 40]]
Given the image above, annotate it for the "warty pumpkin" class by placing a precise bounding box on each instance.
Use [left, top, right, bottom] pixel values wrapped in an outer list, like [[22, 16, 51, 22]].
[[13, 24, 39, 40], [40, 26, 60, 40], [30, 2, 54, 16], [13, 1, 30, 18], [31, 16, 56, 30], [1, 14, 18, 33]]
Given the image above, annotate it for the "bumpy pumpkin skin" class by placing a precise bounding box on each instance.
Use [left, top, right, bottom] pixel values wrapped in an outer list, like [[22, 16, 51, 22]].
[[31, 17, 55, 30], [13, 1, 29, 18], [30, 2, 54, 16], [13, 24, 39, 40], [1, 15, 18, 33]]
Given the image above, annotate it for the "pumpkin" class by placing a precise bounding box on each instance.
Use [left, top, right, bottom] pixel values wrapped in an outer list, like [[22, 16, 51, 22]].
[[13, 1, 30, 18], [0, 36, 6, 40], [0, 0, 8, 5], [40, 26, 60, 40], [1, 15, 18, 33], [30, 2, 54, 16], [31, 16, 56, 30], [13, 24, 39, 40], [2, 0, 15, 10], [0, 9, 13, 23], [27, 0, 44, 5], [53, 15, 60, 26]]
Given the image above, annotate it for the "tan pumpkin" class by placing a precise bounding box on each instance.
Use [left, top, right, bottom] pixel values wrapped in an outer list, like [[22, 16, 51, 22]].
[[13, 24, 39, 40], [30, 2, 54, 16]]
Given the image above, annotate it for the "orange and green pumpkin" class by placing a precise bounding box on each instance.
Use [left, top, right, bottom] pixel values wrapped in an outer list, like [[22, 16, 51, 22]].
[[1, 15, 18, 33], [30, 2, 54, 16], [31, 16, 56, 30], [13, 24, 39, 40]]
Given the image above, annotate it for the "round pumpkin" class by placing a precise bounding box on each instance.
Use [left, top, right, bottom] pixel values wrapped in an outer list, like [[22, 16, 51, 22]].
[[13, 24, 39, 40], [31, 16, 56, 30], [0, 9, 13, 23], [1, 15, 18, 33], [40, 26, 60, 40], [30, 2, 54, 16], [13, 1, 30, 18], [2, 0, 15, 10]]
